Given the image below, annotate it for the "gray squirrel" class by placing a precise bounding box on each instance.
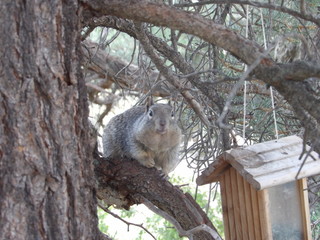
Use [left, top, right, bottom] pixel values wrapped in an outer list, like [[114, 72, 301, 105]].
[[102, 99, 181, 175]]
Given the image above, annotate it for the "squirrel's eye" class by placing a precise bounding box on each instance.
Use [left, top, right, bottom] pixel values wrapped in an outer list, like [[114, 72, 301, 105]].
[[148, 110, 153, 117]]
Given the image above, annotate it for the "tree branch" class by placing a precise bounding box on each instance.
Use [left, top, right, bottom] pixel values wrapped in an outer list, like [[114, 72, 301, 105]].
[[174, 0, 320, 26], [82, 0, 267, 65], [98, 204, 157, 240], [82, 1, 320, 81], [94, 151, 221, 240]]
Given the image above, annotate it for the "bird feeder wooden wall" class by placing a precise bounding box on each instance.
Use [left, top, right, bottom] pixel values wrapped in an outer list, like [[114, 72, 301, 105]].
[[197, 136, 320, 240]]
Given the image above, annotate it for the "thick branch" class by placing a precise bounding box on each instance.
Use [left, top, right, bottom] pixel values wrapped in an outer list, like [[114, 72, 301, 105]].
[[82, 2, 320, 81], [272, 61, 320, 81], [94, 152, 221, 240], [82, 0, 267, 65]]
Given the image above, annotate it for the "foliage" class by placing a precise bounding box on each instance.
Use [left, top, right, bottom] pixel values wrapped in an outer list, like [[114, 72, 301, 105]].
[[309, 176, 320, 240], [137, 213, 184, 240], [311, 203, 320, 239]]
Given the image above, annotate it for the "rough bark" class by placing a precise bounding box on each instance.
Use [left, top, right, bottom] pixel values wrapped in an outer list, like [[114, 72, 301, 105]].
[[94, 152, 221, 240], [0, 1, 100, 239]]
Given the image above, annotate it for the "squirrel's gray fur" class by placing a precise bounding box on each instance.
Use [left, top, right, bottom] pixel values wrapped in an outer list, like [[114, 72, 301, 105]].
[[102, 100, 181, 175]]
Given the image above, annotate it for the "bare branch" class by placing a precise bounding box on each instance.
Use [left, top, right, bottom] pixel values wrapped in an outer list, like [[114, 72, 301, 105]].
[[98, 204, 157, 240]]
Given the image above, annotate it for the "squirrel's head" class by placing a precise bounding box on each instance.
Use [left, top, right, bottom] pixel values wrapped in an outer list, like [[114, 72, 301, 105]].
[[145, 101, 176, 135]]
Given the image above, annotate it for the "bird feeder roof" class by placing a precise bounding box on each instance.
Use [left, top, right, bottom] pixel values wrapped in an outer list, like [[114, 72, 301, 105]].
[[197, 135, 320, 190]]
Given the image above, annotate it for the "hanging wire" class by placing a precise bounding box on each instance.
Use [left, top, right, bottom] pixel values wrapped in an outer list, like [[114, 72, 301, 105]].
[[270, 87, 279, 138], [260, 9, 279, 139], [242, 5, 250, 142]]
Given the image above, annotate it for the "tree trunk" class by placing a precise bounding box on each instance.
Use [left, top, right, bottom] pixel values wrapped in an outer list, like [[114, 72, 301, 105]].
[[0, 1, 100, 239]]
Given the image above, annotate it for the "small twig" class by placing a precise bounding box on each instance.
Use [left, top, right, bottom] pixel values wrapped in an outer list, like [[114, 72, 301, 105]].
[[102, 31, 121, 49], [81, 25, 95, 40], [98, 203, 157, 240], [312, 218, 320, 228], [296, 142, 316, 179], [175, 183, 189, 188], [115, 38, 137, 77], [175, 69, 217, 78]]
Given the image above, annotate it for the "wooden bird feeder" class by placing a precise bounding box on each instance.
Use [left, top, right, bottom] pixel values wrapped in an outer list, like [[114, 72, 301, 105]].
[[197, 136, 320, 240]]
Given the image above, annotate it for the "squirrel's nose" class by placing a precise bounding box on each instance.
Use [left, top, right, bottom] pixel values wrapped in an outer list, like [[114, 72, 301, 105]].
[[160, 119, 166, 127]]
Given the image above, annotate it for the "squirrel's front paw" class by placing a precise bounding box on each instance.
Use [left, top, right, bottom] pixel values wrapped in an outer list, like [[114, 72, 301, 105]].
[[142, 158, 155, 168]]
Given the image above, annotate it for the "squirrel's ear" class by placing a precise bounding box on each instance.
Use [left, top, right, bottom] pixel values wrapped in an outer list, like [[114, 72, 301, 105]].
[[145, 96, 154, 112]]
